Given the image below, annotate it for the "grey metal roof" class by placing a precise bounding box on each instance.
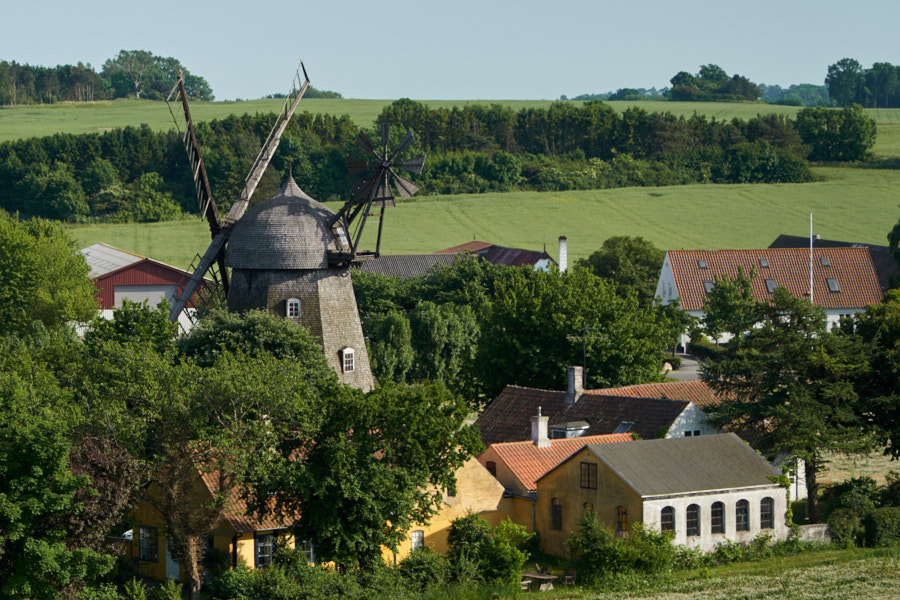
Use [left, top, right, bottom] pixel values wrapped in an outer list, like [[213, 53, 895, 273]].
[[356, 254, 457, 280], [586, 433, 780, 497], [80, 243, 144, 278], [226, 177, 338, 270]]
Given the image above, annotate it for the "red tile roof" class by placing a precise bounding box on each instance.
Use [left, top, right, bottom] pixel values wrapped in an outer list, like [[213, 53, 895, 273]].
[[200, 471, 293, 533], [476, 386, 568, 446], [487, 434, 633, 492], [586, 380, 723, 409], [667, 248, 883, 311]]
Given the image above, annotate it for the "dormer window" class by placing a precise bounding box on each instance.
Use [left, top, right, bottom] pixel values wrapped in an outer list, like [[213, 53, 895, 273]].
[[340, 347, 355, 373], [286, 297, 301, 320]]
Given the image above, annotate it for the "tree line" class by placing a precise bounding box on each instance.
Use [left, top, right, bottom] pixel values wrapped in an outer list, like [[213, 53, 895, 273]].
[[826, 58, 900, 108], [0, 99, 876, 222]]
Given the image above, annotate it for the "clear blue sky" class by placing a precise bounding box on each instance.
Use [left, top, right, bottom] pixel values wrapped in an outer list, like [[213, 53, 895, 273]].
[[2, 0, 898, 101]]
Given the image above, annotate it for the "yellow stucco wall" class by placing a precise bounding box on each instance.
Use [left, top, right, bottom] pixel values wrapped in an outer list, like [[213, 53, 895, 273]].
[[534, 447, 642, 556], [383, 458, 507, 563], [477, 446, 529, 497]]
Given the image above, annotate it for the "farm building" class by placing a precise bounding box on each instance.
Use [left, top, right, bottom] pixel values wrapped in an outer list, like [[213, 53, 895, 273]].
[[80, 242, 203, 331], [654, 247, 883, 343], [436, 238, 559, 270], [534, 434, 789, 555]]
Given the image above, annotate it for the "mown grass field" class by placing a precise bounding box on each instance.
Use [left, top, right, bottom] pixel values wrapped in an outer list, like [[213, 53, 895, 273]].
[[66, 165, 900, 270]]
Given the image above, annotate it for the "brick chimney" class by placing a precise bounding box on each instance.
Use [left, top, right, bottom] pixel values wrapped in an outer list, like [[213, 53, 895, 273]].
[[531, 406, 551, 448], [558, 236, 568, 272], [565, 365, 583, 406]]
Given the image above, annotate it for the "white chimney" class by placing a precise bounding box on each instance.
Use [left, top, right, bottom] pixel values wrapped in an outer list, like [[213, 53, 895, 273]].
[[565, 365, 583, 406], [531, 406, 551, 448], [558, 236, 568, 273]]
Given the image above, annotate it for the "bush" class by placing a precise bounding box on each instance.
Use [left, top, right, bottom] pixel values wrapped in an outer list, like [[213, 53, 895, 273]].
[[828, 508, 864, 548], [687, 335, 721, 361], [864, 507, 900, 547], [446, 514, 532, 585], [881, 471, 900, 507], [399, 548, 450, 592], [662, 354, 682, 370]]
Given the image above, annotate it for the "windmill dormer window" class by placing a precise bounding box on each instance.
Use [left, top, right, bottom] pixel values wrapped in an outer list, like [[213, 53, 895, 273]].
[[340, 347, 355, 373], [286, 297, 301, 320]]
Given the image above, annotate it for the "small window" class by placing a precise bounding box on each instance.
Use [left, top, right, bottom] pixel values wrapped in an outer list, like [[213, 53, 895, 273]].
[[286, 297, 301, 320], [703, 280, 714, 294], [613, 421, 634, 434], [411, 530, 425, 551], [765, 279, 777, 294], [551, 498, 562, 531], [760, 497, 775, 530], [820, 256, 830, 267], [736, 499, 750, 532], [550, 429, 567, 439], [296, 538, 315, 564], [580, 462, 597, 489], [759, 258, 769, 268], [341, 347, 355, 373], [660, 506, 675, 532], [686, 504, 700, 537], [698, 259, 708, 269], [255, 533, 274, 568], [485, 461, 497, 477], [138, 526, 159, 563], [616, 506, 628, 536], [711, 501, 725, 534], [827, 278, 840, 293], [685, 430, 693, 437]]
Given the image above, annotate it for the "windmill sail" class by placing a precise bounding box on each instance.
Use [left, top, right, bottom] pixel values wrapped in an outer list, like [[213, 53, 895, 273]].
[[167, 62, 311, 324]]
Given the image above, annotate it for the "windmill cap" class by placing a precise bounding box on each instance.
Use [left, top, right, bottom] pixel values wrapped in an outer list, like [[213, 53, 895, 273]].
[[226, 177, 340, 270]]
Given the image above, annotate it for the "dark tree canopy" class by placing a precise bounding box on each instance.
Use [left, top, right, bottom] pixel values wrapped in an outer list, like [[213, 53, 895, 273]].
[[577, 236, 665, 305]]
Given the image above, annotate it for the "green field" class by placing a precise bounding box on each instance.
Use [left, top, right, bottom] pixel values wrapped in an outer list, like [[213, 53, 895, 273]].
[[66, 165, 900, 270]]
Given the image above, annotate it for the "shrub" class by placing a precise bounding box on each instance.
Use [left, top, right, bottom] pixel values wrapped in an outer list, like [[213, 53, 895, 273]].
[[399, 548, 450, 591], [827, 508, 863, 548], [662, 354, 682, 370], [864, 507, 900, 547], [881, 471, 900, 507], [446, 514, 532, 585]]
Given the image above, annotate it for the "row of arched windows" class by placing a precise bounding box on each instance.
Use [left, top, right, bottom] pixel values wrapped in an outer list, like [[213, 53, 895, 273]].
[[660, 497, 775, 536]]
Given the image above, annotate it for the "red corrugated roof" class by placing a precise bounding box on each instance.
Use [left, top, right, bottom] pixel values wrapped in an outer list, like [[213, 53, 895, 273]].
[[488, 434, 632, 491], [668, 248, 883, 311]]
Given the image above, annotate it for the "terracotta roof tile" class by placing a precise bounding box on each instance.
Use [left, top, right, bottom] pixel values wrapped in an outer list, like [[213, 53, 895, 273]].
[[667, 248, 883, 311], [586, 380, 723, 409], [200, 471, 293, 533], [487, 434, 633, 492], [476, 386, 568, 446]]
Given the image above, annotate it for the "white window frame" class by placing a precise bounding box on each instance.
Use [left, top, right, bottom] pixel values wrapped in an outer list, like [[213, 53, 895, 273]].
[[286, 297, 301, 320], [341, 347, 355, 373], [411, 530, 425, 551]]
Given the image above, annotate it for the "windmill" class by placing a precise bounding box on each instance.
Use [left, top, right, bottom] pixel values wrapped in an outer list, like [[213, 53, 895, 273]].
[[328, 122, 426, 265], [165, 63, 310, 324]]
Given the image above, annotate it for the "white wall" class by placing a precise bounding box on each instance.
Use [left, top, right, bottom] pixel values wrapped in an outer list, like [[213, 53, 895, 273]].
[[643, 485, 788, 552], [666, 404, 720, 438], [114, 284, 178, 309]]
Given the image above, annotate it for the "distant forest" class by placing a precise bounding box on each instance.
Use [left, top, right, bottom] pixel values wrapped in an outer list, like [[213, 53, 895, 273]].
[[566, 59, 900, 108], [0, 50, 341, 105], [0, 98, 875, 223]]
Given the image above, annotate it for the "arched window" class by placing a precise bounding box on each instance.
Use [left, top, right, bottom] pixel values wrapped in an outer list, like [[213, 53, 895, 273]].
[[760, 497, 775, 529], [616, 506, 629, 536], [551, 498, 562, 530], [286, 297, 301, 320], [485, 461, 497, 477], [340, 347, 355, 373], [686, 504, 700, 537], [736, 499, 750, 532], [711, 501, 725, 534], [660, 506, 675, 532]]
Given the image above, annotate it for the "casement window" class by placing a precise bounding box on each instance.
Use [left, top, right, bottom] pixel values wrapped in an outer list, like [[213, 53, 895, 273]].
[[340, 347, 355, 373], [255, 533, 274, 568], [616, 506, 628, 535], [736, 499, 750, 532], [660, 506, 675, 533], [286, 297, 301, 320], [580, 462, 597, 489], [711, 501, 725, 534], [296, 538, 315, 564], [411, 530, 425, 551], [760, 497, 775, 530], [686, 504, 701, 537], [138, 525, 159, 562], [485, 461, 497, 477], [550, 498, 562, 531]]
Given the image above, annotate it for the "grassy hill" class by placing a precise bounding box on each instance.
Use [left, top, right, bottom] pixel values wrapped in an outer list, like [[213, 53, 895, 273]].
[[66, 165, 900, 270]]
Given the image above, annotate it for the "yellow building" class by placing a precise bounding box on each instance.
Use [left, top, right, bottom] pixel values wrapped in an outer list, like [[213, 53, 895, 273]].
[[534, 434, 789, 556]]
